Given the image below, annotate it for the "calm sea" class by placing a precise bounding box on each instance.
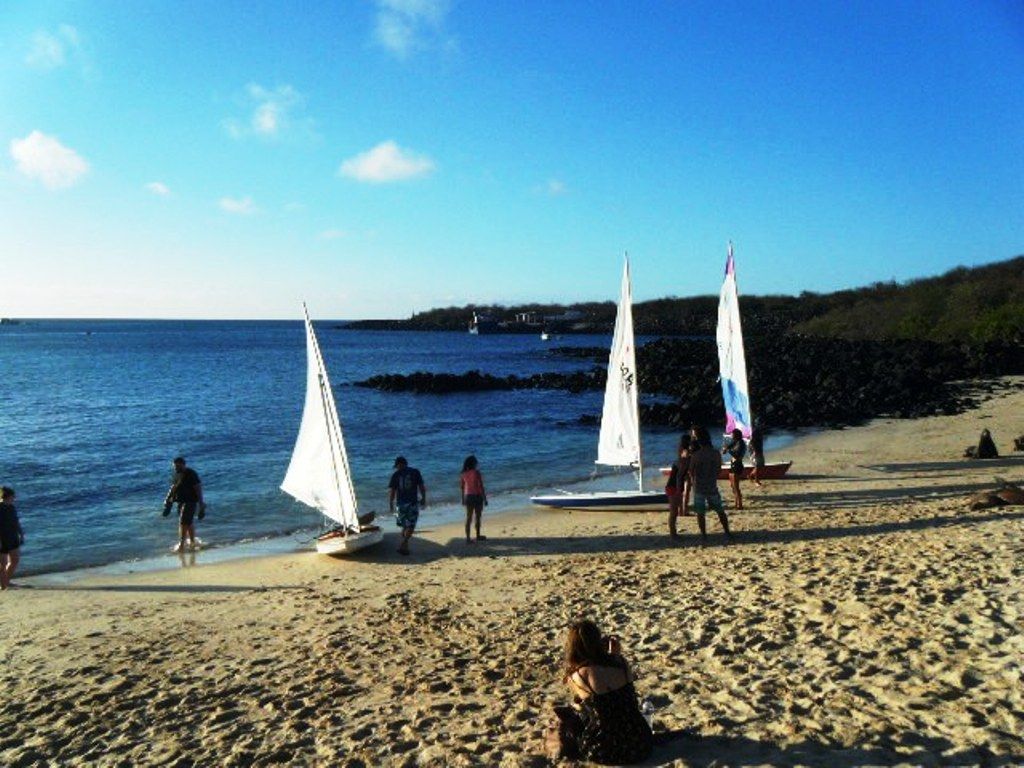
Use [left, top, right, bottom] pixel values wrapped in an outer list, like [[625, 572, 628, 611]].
[[0, 320, 787, 575]]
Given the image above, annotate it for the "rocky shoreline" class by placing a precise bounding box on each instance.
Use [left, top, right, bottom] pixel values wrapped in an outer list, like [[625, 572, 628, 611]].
[[355, 336, 1024, 431]]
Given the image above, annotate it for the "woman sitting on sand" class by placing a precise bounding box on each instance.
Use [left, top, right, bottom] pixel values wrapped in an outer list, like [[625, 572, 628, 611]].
[[551, 619, 652, 764]]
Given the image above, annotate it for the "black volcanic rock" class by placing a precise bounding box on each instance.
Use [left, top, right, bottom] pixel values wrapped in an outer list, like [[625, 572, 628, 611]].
[[355, 334, 1024, 431], [355, 368, 606, 394]]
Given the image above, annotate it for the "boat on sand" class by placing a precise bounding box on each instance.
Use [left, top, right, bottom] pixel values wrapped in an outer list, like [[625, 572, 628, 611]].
[[531, 257, 668, 512], [281, 305, 384, 555]]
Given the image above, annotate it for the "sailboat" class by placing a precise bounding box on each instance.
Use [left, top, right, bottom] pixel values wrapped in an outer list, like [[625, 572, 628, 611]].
[[531, 257, 668, 511], [281, 304, 384, 555], [715, 243, 791, 479]]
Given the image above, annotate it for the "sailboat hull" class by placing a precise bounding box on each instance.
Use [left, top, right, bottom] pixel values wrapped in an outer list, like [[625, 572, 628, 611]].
[[315, 526, 384, 555], [530, 490, 668, 512]]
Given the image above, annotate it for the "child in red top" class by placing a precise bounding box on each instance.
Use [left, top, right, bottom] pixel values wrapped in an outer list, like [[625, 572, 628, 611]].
[[460, 455, 488, 543]]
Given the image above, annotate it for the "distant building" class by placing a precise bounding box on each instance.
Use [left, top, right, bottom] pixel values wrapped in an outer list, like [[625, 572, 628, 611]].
[[544, 310, 585, 323]]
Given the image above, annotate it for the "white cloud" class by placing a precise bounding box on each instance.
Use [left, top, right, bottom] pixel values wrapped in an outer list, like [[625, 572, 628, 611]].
[[9, 130, 89, 189], [25, 25, 91, 75], [224, 83, 308, 140], [546, 178, 567, 196], [339, 140, 435, 183], [319, 229, 347, 240], [145, 181, 171, 197], [219, 196, 256, 215], [373, 0, 454, 58]]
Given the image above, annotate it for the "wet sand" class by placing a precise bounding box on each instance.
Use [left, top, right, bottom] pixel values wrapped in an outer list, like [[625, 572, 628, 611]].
[[2, 378, 1023, 767]]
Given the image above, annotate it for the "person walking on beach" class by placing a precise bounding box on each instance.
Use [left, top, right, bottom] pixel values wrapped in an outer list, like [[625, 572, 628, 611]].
[[690, 426, 733, 544], [0, 487, 25, 590], [163, 457, 205, 553], [459, 455, 488, 543], [666, 436, 692, 541], [748, 425, 765, 487], [722, 428, 746, 510], [389, 456, 426, 556]]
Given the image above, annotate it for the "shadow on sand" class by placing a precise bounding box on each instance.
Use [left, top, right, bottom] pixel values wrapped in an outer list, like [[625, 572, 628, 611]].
[[397, 509, 1024, 564], [760, 479, 1018, 511], [862, 456, 1024, 474], [645, 729, 1020, 767], [28, 583, 290, 594]]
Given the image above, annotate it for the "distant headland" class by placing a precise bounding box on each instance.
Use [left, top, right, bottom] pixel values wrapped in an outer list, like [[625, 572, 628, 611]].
[[344, 255, 1024, 343]]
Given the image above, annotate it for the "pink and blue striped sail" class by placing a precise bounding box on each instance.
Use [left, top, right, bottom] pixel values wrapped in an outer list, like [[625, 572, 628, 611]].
[[715, 243, 753, 438]]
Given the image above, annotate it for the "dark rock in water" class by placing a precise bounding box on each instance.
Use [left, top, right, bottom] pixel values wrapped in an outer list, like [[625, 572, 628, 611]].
[[548, 346, 607, 361], [356, 333, 1024, 432], [355, 368, 606, 395]]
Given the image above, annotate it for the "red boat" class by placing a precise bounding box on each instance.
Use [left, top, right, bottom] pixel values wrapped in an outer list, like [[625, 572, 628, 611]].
[[659, 461, 793, 481]]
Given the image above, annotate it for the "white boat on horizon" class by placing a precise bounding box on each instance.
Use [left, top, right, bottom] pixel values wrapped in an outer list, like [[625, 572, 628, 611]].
[[281, 305, 384, 555], [531, 256, 668, 512]]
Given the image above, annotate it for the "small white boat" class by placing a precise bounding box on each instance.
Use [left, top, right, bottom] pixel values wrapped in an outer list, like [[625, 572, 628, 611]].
[[531, 256, 667, 512], [540, 331, 550, 341], [281, 305, 383, 555]]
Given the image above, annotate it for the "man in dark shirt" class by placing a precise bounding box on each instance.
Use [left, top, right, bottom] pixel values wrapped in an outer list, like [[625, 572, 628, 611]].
[[0, 486, 24, 590], [163, 456, 206, 552], [388, 456, 426, 556], [688, 427, 733, 545]]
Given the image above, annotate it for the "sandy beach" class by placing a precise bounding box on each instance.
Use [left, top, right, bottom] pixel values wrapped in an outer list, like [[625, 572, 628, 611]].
[[2, 380, 1023, 767]]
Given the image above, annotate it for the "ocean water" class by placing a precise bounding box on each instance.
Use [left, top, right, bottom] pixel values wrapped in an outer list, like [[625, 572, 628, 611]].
[[0, 321, 788, 575]]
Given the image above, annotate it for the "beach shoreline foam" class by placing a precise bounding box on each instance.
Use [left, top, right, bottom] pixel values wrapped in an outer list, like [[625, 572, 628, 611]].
[[2, 378, 1023, 766]]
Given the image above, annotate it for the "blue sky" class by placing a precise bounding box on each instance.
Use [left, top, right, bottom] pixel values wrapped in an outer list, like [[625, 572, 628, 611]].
[[2, 1, 1022, 319]]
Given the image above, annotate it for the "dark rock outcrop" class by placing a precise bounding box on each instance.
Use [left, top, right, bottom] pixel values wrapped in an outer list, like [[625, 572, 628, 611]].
[[355, 335, 1024, 431]]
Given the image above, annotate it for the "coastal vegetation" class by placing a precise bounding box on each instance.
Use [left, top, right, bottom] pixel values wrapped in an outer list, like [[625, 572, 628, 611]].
[[347, 255, 1024, 343]]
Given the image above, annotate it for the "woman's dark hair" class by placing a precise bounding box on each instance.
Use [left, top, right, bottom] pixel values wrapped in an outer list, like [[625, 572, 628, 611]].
[[731, 428, 743, 440], [677, 434, 691, 453], [462, 455, 478, 472], [564, 619, 618, 678], [694, 425, 712, 447], [1, 486, 14, 500]]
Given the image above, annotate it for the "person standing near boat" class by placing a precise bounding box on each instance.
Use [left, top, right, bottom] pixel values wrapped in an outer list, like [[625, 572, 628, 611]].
[[162, 457, 205, 552], [0, 487, 25, 590], [690, 426, 734, 544], [389, 456, 426, 556], [666, 436, 692, 541], [748, 425, 765, 487], [459, 455, 488, 543], [721, 428, 746, 511]]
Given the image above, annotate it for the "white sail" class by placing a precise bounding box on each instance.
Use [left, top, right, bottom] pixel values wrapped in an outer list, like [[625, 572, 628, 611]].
[[596, 256, 642, 473], [281, 305, 360, 530], [716, 242, 753, 438]]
